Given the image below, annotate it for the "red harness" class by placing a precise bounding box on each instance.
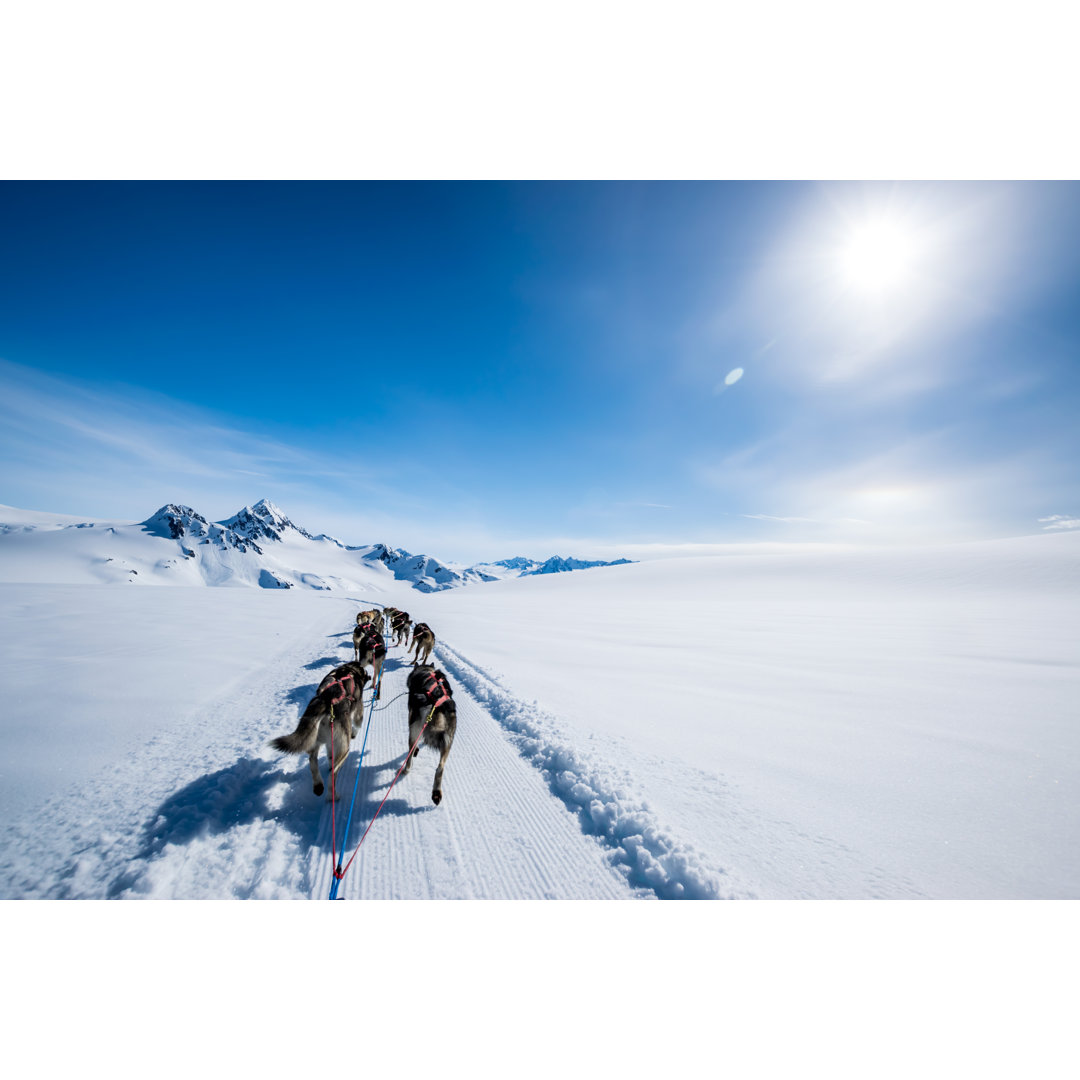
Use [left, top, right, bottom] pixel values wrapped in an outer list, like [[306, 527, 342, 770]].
[[356, 623, 386, 655], [322, 672, 355, 705], [419, 670, 451, 712]]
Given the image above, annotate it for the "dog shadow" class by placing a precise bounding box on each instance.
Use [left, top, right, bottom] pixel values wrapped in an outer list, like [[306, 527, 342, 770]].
[[303, 656, 339, 670], [283, 683, 318, 708], [360, 796, 431, 820], [106, 755, 322, 897], [352, 752, 437, 820]]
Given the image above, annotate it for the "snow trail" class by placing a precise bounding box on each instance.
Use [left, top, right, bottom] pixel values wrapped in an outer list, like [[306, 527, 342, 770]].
[[1, 598, 666, 899], [305, 647, 635, 900], [434, 641, 744, 899]]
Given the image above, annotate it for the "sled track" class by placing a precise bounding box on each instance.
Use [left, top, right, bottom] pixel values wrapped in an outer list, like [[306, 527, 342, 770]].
[[434, 641, 739, 900], [1, 604, 736, 899], [303, 646, 633, 900]]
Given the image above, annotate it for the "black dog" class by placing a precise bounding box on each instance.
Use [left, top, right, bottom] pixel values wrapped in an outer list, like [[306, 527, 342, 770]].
[[403, 664, 457, 805]]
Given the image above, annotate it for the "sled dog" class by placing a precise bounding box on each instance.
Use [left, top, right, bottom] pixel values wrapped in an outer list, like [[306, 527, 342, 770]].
[[409, 622, 435, 666], [404, 664, 457, 805], [356, 608, 384, 634], [270, 662, 368, 797], [392, 610, 411, 647], [353, 620, 386, 698]]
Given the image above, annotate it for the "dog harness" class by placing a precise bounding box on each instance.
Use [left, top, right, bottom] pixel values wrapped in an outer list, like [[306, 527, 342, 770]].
[[417, 669, 451, 712], [356, 623, 386, 656], [413, 622, 431, 637], [322, 671, 356, 705]]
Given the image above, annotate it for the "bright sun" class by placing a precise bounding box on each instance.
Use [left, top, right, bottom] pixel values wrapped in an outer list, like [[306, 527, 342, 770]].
[[839, 219, 920, 296]]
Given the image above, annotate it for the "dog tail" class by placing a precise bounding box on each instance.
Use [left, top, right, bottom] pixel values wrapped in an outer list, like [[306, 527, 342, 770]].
[[269, 703, 323, 755]]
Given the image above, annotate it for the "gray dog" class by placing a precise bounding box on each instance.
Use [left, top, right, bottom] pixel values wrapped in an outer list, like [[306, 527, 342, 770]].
[[391, 610, 412, 647], [403, 664, 457, 805], [270, 662, 368, 797], [352, 620, 386, 698], [408, 622, 435, 666]]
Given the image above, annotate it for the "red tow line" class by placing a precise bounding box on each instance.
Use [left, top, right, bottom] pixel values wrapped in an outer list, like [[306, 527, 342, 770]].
[[334, 715, 433, 881]]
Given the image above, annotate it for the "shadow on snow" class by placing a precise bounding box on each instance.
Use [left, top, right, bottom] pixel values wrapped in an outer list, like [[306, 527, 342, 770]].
[[105, 745, 437, 897]]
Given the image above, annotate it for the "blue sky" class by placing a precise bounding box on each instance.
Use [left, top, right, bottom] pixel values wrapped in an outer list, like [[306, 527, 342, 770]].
[[2, 180, 1078, 561]]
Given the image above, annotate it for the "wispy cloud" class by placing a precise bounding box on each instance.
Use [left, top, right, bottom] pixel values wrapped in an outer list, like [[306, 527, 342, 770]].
[[742, 513, 817, 524], [0, 359, 463, 549], [1038, 515, 1080, 531], [742, 513, 871, 525]]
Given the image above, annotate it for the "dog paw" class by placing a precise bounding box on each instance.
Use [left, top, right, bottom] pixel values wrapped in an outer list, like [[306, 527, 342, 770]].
[[431, 790, 442, 806], [313, 784, 324, 797]]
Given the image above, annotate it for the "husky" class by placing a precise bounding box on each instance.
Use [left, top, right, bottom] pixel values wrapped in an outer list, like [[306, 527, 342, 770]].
[[404, 665, 457, 805], [356, 609, 385, 634], [270, 662, 368, 797], [353, 620, 386, 698], [391, 610, 411, 647], [409, 621, 435, 666]]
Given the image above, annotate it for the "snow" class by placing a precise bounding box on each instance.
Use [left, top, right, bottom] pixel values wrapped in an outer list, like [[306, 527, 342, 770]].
[[422, 532, 1080, 899], [0, 517, 1076, 899], [0, 500, 632, 594]]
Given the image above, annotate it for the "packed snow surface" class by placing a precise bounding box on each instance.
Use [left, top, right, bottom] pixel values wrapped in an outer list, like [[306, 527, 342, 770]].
[[0, 529, 1076, 898]]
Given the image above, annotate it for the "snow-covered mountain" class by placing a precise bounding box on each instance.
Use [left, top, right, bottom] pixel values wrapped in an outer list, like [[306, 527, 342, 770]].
[[467, 554, 633, 580], [0, 499, 632, 593], [525, 555, 634, 575]]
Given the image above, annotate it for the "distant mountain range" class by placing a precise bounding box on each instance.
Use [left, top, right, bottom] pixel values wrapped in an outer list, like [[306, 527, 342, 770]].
[[471, 554, 634, 579], [0, 499, 633, 592]]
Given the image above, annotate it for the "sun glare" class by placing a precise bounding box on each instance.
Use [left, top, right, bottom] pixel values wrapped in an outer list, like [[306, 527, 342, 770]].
[[839, 219, 920, 296]]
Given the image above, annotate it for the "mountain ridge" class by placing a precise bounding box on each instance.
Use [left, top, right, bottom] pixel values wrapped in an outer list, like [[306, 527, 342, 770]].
[[0, 499, 634, 592]]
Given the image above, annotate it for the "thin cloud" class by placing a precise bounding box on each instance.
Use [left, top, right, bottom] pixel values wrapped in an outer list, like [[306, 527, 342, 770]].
[[0, 359, 440, 531], [743, 513, 818, 524], [1038, 515, 1080, 531]]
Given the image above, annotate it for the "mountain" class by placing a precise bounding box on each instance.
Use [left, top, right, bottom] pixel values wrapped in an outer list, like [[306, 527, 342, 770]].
[[524, 555, 634, 575], [0, 500, 633, 592], [219, 499, 317, 544], [468, 554, 634, 579]]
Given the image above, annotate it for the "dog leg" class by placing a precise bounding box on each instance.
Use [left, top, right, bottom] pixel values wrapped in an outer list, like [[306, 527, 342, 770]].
[[373, 654, 383, 699], [309, 750, 324, 798], [403, 719, 422, 774], [431, 738, 451, 806], [330, 734, 347, 777]]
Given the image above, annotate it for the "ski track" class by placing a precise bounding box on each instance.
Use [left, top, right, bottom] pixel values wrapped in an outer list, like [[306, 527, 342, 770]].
[[5, 600, 695, 899], [433, 641, 745, 899]]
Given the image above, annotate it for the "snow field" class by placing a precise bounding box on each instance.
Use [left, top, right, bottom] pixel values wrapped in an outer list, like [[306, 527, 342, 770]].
[[2, 529, 1076, 899], [434, 640, 745, 898], [420, 533, 1080, 898], [0, 586, 643, 898]]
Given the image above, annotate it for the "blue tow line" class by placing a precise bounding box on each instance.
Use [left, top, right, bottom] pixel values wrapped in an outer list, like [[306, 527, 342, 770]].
[[327, 612, 390, 900]]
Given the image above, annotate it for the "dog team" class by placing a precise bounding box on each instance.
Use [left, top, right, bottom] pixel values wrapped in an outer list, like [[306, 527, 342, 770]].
[[270, 603, 457, 807]]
